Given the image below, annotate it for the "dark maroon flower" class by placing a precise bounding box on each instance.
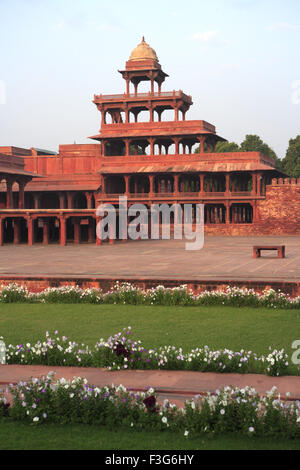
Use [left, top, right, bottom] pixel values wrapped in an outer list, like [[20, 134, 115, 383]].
[[114, 342, 131, 358], [143, 395, 159, 413], [1, 402, 10, 417]]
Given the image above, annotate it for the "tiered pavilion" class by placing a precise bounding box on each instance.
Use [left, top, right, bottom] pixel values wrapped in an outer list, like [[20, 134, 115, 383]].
[[0, 38, 284, 245]]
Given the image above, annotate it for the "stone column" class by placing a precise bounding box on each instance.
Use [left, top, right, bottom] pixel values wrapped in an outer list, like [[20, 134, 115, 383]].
[[59, 193, 65, 209], [33, 194, 39, 209], [174, 174, 179, 196], [124, 175, 130, 196], [6, 179, 13, 209], [0, 217, 3, 246], [174, 138, 180, 155], [86, 192, 93, 209], [225, 174, 230, 195], [67, 193, 73, 209], [18, 180, 26, 209], [125, 139, 130, 156], [199, 174, 204, 194], [73, 219, 80, 244], [257, 173, 262, 196], [149, 138, 155, 156], [60, 216, 67, 246], [13, 219, 20, 245], [43, 219, 49, 245], [149, 175, 155, 196], [27, 216, 33, 246]]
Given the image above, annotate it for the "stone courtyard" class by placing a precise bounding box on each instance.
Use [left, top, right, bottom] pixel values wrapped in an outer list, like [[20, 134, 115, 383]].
[[1, 235, 300, 282]]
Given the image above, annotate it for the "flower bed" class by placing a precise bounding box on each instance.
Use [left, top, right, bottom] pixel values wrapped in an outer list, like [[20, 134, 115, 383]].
[[1, 373, 299, 438], [1, 282, 300, 309], [2, 328, 291, 377]]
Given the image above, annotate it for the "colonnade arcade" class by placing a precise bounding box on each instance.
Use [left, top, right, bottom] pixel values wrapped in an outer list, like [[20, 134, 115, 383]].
[[102, 135, 217, 156], [0, 175, 31, 209], [103, 172, 262, 196]]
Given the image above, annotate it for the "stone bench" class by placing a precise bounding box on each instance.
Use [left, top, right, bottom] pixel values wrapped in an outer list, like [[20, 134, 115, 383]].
[[253, 246, 285, 259]]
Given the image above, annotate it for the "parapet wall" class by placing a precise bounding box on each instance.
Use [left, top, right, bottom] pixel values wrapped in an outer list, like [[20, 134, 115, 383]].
[[256, 178, 300, 235]]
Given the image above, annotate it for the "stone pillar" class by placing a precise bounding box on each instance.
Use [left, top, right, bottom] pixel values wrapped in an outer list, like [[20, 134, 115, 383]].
[[149, 175, 154, 196], [27, 216, 33, 246], [59, 193, 65, 209], [86, 192, 93, 209], [149, 138, 155, 156], [226, 202, 230, 224], [125, 139, 130, 156], [43, 219, 49, 245], [251, 173, 256, 195], [174, 174, 179, 196], [199, 174, 204, 194], [60, 216, 66, 246], [67, 193, 73, 209], [18, 181, 26, 209], [13, 219, 20, 245], [174, 138, 180, 155], [73, 219, 80, 244], [124, 175, 130, 195], [0, 217, 3, 246], [33, 194, 39, 209], [226, 174, 230, 195], [257, 173, 262, 196], [6, 179, 13, 209]]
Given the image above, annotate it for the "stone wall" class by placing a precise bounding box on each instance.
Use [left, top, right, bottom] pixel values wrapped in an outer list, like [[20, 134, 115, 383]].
[[204, 178, 300, 236]]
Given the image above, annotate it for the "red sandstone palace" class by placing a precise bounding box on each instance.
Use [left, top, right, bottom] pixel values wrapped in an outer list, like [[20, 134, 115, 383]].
[[0, 38, 299, 246]]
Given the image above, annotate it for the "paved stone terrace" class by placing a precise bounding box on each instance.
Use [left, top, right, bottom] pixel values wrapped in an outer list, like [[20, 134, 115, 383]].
[[0, 236, 300, 282]]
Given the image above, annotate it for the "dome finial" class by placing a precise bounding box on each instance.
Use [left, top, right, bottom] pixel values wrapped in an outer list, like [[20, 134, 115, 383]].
[[129, 37, 159, 62]]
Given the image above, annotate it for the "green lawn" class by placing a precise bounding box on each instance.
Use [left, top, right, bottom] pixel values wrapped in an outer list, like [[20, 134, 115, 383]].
[[0, 303, 299, 360], [0, 303, 299, 450], [0, 420, 300, 450]]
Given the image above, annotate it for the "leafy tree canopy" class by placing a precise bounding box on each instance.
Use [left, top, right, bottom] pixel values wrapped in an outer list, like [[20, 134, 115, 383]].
[[281, 136, 300, 177]]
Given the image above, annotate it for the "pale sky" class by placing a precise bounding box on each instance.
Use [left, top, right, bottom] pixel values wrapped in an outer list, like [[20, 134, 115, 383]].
[[0, 0, 300, 159]]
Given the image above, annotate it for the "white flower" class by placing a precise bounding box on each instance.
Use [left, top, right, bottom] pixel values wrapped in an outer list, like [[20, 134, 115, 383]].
[[220, 409, 225, 415], [249, 427, 255, 433], [162, 416, 168, 424], [33, 417, 39, 422], [184, 430, 189, 437]]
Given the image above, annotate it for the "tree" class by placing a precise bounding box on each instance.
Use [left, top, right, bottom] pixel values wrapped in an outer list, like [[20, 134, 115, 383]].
[[281, 136, 300, 177], [194, 140, 239, 153], [240, 134, 282, 170], [214, 141, 240, 153]]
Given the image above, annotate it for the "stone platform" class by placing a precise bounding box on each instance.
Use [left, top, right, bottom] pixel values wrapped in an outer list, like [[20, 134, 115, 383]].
[[0, 236, 300, 294]]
